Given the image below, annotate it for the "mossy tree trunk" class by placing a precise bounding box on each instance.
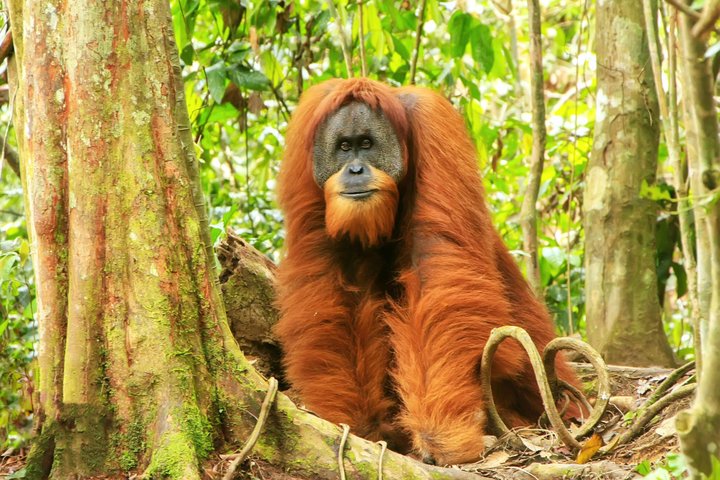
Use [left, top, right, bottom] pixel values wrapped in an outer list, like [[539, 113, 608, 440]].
[[583, 0, 676, 367], [6, 1, 486, 479], [7, 0, 264, 477]]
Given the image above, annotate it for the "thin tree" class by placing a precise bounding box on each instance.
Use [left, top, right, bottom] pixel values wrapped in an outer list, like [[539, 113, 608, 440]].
[[675, 0, 720, 474], [519, 0, 547, 298]]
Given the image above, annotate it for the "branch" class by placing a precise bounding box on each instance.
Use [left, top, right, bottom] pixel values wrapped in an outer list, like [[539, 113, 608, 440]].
[[264, 393, 490, 479], [692, 0, 720, 37], [358, 0, 367, 77], [222, 377, 279, 480], [605, 384, 695, 451], [664, 0, 701, 20], [327, 1, 353, 77], [519, 0, 546, 297], [409, 0, 427, 85], [0, 30, 13, 64]]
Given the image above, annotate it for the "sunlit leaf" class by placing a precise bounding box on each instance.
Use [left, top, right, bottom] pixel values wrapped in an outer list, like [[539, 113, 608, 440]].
[[228, 66, 270, 91], [448, 11, 472, 58], [205, 62, 227, 103], [471, 23, 494, 73]]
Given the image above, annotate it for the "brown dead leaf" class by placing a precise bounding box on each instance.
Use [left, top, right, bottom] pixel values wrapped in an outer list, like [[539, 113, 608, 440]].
[[655, 416, 677, 438], [248, 92, 265, 115], [250, 26, 259, 54], [520, 436, 545, 452], [575, 433, 604, 464], [476, 451, 510, 469], [610, 395, 636, 413]]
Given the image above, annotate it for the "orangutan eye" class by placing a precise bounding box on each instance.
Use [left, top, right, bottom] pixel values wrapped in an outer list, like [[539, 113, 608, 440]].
[[340, 141, 352, 151], [360, 138, 372, 149]]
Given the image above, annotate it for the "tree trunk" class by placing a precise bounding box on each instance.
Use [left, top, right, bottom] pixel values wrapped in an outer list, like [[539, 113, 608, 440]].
[[7, 0, 255, 476], [6, 1, 489, 479], [675, 4, 720, 475], [217, 231, 284, 383], [584, 0, 675, 367], [519, 0, 546, 298]]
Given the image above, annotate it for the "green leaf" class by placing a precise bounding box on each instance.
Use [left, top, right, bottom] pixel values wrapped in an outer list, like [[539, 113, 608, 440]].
[[448, 11, 473, 58], [228, 66, 270, 91], [180, 43, 195, 65], [541, 247, 565, 276], [205, 63, 227, 103], [392, 64, 409, 84], [392, 34, 410, 61], [636, 460, 652, 475], [471, 23, 494, 73], [0, 253, 18, 279], [462, 76, 481, 100], [309, 10, 330, 35]]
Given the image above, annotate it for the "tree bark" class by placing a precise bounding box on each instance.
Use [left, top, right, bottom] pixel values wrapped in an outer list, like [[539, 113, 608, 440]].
[[519, 0, 546, 298], [584, 0, 675, 367], [643, 0, 703, 374], [675, 4, 720, 475], [7, 0, 247, 476], [218, 231, 283, 382], [6, 1, 490, 478]]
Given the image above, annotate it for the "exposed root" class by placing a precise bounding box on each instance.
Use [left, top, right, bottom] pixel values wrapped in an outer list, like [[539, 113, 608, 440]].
[[601, 362, 697, 453], [376, 440, 387, 480], [338, 423, 351, 480], [223, 377, 279, 480], [480, 326, 610, 451]]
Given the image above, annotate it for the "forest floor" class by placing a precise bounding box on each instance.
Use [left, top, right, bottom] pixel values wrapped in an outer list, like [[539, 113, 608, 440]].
[[0, 361, 691, 479], [209, 362, 690, 480]]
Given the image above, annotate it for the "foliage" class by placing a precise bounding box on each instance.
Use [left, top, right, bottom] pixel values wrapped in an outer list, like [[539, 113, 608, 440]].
[[637, 453, 720, 479], [0, 153, 35, 451], [171, 0, 598, 334], [0, 0, 700, 450]]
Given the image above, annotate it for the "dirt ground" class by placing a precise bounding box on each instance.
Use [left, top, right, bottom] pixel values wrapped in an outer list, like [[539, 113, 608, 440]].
[[0, 362, 693, 480]]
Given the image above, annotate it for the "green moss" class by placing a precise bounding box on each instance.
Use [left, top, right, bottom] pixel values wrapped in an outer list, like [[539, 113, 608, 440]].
[[430, 472, 453, 479], [23, 425, 56, 480], [145, 430, 198, 479], [181, 404, 214, 460], [112, 415, 146, 472], [345, 451, 375, 478], [97, 342, 113, 408]]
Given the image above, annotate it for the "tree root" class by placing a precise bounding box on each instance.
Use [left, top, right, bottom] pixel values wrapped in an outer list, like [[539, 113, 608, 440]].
[[480, 326, 611, 451], [487, 460, 636, 479], [338, 423, 351, 480], [250, 391, 490, 479], [223, 377, 279, 480], [601, 361, 696, 453], [376, 440, 388, 480]]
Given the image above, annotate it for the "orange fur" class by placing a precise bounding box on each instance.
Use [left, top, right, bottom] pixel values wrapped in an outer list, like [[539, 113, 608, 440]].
[[324, 165, 399, 247], [275, 78, 581, 464]]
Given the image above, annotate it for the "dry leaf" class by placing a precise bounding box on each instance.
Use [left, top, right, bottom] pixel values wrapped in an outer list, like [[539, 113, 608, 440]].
[[520, 436, 544, 452], [575, 433, 604, 464], [476, 451, 510, 469], [248, 92, 265, 115], [249, 26, 259, 54], [609, 395, 636, 413], [655, 416, 677, 438]]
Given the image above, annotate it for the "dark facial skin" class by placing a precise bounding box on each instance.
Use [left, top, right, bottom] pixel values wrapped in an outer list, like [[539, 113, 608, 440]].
[[313, 102, 404, 197]]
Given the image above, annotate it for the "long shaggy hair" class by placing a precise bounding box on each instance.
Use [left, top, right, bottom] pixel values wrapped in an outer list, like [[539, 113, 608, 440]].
[[275, 78, 580, 464]]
